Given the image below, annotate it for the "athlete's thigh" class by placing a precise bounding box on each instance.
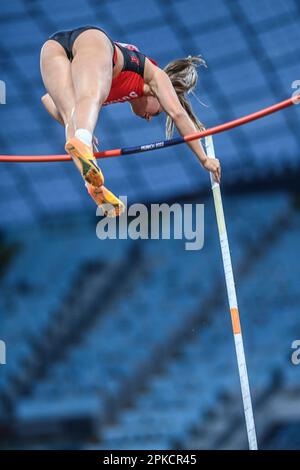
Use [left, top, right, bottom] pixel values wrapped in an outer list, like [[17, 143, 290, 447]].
[[40, 40, 75, 118], [71, 29, 113, 103]]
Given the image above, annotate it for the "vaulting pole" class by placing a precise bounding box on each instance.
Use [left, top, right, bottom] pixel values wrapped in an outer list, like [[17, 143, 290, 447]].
[[205, 135, 258, 450]]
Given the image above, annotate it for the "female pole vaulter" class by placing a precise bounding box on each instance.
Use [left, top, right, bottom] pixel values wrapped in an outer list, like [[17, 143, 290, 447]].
[[40, 25, 221, 217]]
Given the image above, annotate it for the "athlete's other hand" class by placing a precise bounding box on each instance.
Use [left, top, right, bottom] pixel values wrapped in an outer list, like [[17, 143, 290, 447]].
[[202, 157, 221, 184]]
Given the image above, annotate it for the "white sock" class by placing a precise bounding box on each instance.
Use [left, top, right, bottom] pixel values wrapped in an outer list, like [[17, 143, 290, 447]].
[[75, 128, 92, 147]]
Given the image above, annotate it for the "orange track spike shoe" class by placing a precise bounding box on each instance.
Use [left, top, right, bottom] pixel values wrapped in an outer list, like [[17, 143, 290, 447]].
[[85, 182, 125, 218], [65, 137, 104, 187]]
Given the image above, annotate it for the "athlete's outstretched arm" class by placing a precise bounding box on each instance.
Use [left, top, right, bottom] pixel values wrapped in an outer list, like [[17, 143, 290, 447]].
[[145, 61, 221, 183]]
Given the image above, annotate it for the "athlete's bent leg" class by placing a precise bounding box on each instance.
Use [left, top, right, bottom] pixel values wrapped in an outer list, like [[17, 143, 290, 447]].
[[40, 40, 75, 140]]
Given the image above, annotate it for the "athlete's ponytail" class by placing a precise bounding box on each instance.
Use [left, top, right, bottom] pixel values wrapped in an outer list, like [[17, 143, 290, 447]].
[[163, 55, 206, 139]]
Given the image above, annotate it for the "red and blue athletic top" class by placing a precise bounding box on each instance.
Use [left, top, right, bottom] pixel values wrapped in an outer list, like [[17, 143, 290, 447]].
[[104, 42, 158, 106]]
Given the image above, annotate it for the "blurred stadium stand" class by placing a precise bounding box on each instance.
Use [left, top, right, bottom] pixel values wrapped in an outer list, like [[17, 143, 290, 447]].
[[0, 191, 300, 449], [0, 0, 300, 451]]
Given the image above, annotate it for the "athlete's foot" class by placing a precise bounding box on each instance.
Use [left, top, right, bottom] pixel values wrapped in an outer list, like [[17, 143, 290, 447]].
[[85, 182, 125, 218], [65, 137, 104, 187]]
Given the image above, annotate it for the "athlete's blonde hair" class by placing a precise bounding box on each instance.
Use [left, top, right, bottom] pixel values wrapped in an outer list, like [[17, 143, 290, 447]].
[[163, 55, 206, 139]]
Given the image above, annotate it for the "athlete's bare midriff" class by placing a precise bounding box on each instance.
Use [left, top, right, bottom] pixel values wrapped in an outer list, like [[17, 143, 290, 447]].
[[112, 45, 124, 78]]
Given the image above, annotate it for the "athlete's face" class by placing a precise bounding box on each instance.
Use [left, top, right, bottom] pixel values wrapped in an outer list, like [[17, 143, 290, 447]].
[[131, 96, 163, 121]]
